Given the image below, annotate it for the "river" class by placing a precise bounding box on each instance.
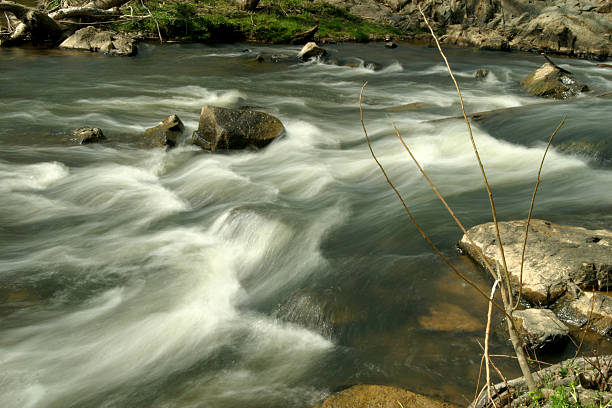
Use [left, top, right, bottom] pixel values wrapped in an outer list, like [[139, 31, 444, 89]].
[[1, 42, 611, 407]]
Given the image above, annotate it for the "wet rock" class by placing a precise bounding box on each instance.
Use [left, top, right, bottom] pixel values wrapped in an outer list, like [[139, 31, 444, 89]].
[[69, 127, 105, 144], [314, 384, 455, 408], [143, 114, 184, 148], [253, 54, 264, 63], [475, 69, 490, 80], [418, 302, 483, 332], [192, 106, 284, 151], [297, 42, 327, 61], [60, 26, 136, 56], [557, 291, 612, 336], [385, 41, 397, 48], [521, 62, 588, 99], [458, 219, 612, 306], [513, 308, 569, 350], [364, 61, 382, 71]]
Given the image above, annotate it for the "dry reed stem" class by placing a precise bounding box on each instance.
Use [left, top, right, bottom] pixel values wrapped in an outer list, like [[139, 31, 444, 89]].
[[514, 116, 566, 309], [417, 5, 513, 304], [474, 354, 486, 405], [360, 83, 507, 315], [485, 280, 501, 406]]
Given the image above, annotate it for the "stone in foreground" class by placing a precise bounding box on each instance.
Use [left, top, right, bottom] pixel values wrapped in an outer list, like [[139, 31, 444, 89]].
[[459, 219, 612, 305], [60, 26, 136, 56], [70, 127, 105, 144], [143, 114, 184, 148], [314, 384, 455, 408], [520, 62, 588, 99], [192, 106, 284, 151], [514, 308, 569, 350], [297, 42, 327, 61]]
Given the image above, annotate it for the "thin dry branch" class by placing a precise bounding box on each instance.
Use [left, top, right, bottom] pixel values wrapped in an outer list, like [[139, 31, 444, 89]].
[[417, 5, 513, 305], [389, 119, 499, 283], [360, 82, 507, 316], [139, 0, 162, 44], [514, 116, 566, 309]]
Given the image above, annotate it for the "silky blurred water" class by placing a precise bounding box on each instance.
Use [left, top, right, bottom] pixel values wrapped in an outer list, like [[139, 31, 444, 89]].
[[1, 42, 611, 407]]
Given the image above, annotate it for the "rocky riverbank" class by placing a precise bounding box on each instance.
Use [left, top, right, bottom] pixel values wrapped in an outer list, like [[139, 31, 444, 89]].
[[2, 0, 610, 60]]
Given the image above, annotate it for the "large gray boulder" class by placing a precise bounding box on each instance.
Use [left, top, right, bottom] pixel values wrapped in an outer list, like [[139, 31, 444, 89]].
[[143, 114, 184, 148], [59, 26, 136, 56], [459, 219, 612, 306], [192, 106, 284, 151], [521, 62, 588, 99], [514, 308, 569, 350]]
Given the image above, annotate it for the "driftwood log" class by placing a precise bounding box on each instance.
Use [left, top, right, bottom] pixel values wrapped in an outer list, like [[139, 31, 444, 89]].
[[0, 0, 131, 47]]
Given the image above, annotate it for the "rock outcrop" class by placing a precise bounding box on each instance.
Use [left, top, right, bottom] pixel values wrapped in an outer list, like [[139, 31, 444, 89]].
[[143, 114, 184, 148], [326, 0, 612, 59], [314, 384, 455, 408], [513, 308, 569, 350], [192, 106, 285, 151], [60, 26, 136, 56], [69, 127, 106, 144], [521, 61, 588, 99], [460, 219, 612, 334]]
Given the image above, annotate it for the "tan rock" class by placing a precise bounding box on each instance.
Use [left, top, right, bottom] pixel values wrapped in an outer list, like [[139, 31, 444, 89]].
[[314, 384, 455, 408], [459, 219, 612, 306]]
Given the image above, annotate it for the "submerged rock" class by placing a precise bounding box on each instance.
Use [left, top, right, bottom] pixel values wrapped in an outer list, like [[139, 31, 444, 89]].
[[143, 114, 184, 148], [474, 69, 490, 80], [274, 288, 366, 338], [60, 26, 136, 56], [520, 61, 588, 99], [418, 302, 483, 332], [459, 219, 612, 306], [513, 308, 569, 350], [314, 384, 455, 408], [69, 127, 106, 144], [192, 106, 284, 151], [297, 42, 327, 61]]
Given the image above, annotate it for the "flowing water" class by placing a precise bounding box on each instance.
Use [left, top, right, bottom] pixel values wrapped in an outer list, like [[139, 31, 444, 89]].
[[1, 42, 611, 408]]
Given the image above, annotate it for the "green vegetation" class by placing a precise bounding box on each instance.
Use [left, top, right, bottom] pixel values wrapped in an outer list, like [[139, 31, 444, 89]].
[[113, 0, 400, 43]]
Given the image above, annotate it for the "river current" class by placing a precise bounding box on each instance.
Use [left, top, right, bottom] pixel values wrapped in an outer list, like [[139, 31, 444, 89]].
[[1, 42, 611, 407]]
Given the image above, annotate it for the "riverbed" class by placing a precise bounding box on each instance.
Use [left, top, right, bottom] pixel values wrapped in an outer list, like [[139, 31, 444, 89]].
[[1, 42, 611, 407]]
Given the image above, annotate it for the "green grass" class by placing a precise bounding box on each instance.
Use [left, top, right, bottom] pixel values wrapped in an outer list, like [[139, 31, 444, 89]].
[[112, 0, 400, 43]]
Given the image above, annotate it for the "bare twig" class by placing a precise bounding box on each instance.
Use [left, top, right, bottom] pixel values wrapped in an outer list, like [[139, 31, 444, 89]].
[[139, 0, 162, 44], [514, 116, 566, 309], [4, 11, 12, 32], [360, 83, 507, 315], [485, 280, 501, 406]]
